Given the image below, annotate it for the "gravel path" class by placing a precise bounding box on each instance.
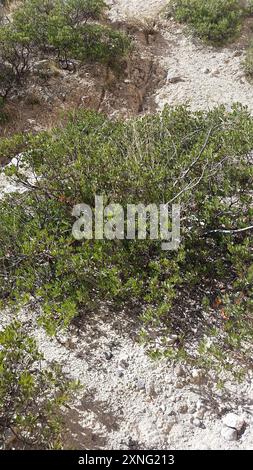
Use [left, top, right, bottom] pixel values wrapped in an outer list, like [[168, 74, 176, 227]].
[[107, 0, 168, 20], [36, 314, 253, 450], [1, 307, 253, 450], [155, 21, 253, 112]]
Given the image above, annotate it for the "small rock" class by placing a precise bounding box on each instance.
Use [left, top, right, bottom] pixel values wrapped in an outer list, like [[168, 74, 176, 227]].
[[104, 351, 113, 361], [203, 67, 210, 74], [195, 400, 206, 418], [33, 125, 45, 133], [165, 417, 177, 433], [4, 429, 16, 447], [221, 427, 238, 442], [174, 364, 186, 378], [116, 369, 124, 378], [196, 400, 204, 410], [222, 413, 245, 432], [146, 380, 156, 397], [118, 355, 129, 369], [170, 395, 177, 403], [136, 379, 146, 391], [159, 404, 166, 413], [166, 408, 177, 417], [211, 69, 220, 77], [167, 75, 185, 84], [188, 404, 197, 414], [167, 334, 178, 346], [192, 418, 202, 428]]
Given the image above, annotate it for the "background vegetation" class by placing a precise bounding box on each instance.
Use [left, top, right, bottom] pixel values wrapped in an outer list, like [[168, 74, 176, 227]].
[[167, 0, 248, 44], [0, 0, 130, 100]]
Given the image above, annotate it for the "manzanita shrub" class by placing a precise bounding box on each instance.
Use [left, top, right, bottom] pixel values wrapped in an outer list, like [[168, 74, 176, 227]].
[[0, 0, 130, 98], [167, 0, 246, 44], [0, 104, 252, 375]]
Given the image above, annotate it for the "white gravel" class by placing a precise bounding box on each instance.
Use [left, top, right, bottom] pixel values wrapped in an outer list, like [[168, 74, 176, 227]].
[[107, 0, 168, 20], [1, 307, 253, 450], [38, 315, 253, 450], [155, 20, 253, 112], [109, 0, 253, 113]]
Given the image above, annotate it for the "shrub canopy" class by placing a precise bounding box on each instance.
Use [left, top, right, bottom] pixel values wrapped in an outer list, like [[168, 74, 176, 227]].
[[0, 0, 130, 98], [0, 105, 252, 374], [168, 0, 245, 44]]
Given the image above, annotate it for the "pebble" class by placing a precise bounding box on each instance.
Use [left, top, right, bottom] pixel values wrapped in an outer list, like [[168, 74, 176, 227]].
[[211, 69, 220, 76], [159, 404, 166, 413], [104, 351, 113, 361], [192, 418, 202, 428], [118, 355, 129, 369], [164, 417, 177, 433], [116, 369, 124, 378], [167, 75, 185, 84], [222, 413, 245, 432], [167, 334, 178, 346], [233, 50, 243, 57], [136, 379, 146, 391], [4, 429, 16, 447], [221, 427, 238, 442], [174, 380, 185, 389], [174, 364, 186, 378]]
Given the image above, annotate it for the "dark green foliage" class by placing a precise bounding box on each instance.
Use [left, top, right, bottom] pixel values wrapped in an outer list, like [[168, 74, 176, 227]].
[[0, 321, 79, 449], [0, 0, 130, 98], [0, 133, 28, 165], [0, 24, 32, 81], [0, 105, 252, 375], [12, 0, 130, 64], [168, 0, 244, 44]]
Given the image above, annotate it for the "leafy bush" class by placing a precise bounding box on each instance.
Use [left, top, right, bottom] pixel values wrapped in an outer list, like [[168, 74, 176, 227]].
[[14, 0, 130, 64], [0, 24, 32, 81], [0, 105, 252, 375], [0, 133, 28, 165], [168, 0, 244, 44], [0, 321, 79, 449], [0, 0, 130, 99]]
